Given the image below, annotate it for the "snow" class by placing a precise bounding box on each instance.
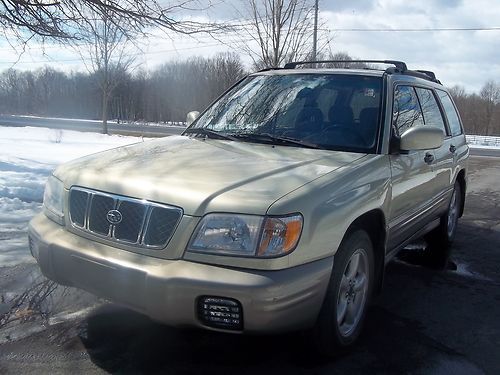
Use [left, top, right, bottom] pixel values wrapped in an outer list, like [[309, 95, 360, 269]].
[[466, 135, 500, 149], [0, 126, 142, 266]]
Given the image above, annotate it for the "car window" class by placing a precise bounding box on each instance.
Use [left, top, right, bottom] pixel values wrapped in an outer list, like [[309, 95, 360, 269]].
[[350, 87, 379, 120], [415, 87, 447, 135], [194, 74, 383, 153], [393, 85, 424, 136], [437, 90, 463, 136]]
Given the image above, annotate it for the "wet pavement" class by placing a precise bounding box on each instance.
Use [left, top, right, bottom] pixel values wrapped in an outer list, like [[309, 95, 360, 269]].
[[1, 155, 499, 374]]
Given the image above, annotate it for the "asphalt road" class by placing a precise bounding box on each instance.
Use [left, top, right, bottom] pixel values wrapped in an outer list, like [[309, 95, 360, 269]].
[[0, 114, 185, 137], [469, 148, 500, 157], [0, 155, 499, 373]]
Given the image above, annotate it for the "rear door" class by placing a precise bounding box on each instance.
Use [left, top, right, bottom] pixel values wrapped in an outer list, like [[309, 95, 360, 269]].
[[415, 87, 453, 215], [436, 89, 469, 176]]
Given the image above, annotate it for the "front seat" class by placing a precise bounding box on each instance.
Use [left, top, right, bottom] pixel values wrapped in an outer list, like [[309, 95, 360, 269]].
[[358, 107, 379, 146], [295, 100, 323, 135], [328, 105, 354, 127]]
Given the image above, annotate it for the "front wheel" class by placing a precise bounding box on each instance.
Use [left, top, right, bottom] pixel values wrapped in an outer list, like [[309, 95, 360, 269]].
[[312, 229, 374, 356]]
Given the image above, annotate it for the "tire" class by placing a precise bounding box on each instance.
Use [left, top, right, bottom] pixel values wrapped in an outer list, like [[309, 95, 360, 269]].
[[424, 181, 462, 266], [312, 229, 374, 356]]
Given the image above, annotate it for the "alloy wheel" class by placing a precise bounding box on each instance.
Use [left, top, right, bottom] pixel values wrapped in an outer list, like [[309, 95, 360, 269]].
[[336, 248, 369, 337]]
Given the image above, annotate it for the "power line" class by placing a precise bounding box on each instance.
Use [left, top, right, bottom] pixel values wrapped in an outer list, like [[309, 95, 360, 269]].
[[331, 27, 500, 32], [0, 31, 242, 52], [0, 39, 246, 65]]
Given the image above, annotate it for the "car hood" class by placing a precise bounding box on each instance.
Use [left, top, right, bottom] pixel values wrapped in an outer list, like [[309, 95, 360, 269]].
[[55, 136, 366, 216]]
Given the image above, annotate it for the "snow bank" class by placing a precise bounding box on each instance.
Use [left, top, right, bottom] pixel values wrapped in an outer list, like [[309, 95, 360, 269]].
[[466, 135, 500, 149], [0, 126, 141, 266], [118, 120, 187, 128]]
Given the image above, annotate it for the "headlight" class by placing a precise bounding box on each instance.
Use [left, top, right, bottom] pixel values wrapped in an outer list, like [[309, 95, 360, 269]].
[[43, 175, 65, 225], [187, 213, 303, 257], [188, 214, 263, 256]]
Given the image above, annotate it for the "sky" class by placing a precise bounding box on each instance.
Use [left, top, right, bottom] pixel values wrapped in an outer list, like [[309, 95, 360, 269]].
[[0, 0, 499, 93]]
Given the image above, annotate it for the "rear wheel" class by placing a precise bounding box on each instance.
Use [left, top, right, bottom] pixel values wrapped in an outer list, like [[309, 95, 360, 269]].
[[445, 182, 461, 241], [424, 181, 462, 266], [312, 229, 374, 356]]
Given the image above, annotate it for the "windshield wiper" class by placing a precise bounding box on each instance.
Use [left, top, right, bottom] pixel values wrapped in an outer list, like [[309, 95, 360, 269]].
[[231, 132, 321, 149], [183, 128, 237, 141]]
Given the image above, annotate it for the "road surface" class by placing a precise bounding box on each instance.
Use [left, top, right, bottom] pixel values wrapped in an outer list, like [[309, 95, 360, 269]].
[[469, 148, 500, 157], [0, 114, 184, 137]]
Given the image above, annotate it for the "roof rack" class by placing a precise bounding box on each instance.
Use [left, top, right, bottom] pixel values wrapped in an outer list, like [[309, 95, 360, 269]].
[[284, 59, 408, 72], [283, 60, 441, 84], [416, 70, 442, 84], [257, 67, 282, 73]]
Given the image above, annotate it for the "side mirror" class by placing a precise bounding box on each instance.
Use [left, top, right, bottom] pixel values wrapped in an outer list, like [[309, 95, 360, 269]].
[[400, 126, 444, 151], [186, 111, 200, 126]]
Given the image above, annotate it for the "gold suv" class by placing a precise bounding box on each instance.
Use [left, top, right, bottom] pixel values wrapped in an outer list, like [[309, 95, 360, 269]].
[[29, 60, 468, 354]]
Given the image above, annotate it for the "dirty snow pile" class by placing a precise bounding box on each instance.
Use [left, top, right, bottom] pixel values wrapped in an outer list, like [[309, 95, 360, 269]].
[[0, 126, 141, 266]]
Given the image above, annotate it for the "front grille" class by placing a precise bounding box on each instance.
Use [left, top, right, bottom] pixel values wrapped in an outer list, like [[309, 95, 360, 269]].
[[69, 187, 183, 249]]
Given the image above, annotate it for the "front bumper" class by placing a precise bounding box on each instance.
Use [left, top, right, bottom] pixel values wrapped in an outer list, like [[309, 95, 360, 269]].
[[28, 213, 333, 333]]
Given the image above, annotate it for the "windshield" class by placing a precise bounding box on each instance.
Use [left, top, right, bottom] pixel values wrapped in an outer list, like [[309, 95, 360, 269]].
[[190, 73, 383, 153]]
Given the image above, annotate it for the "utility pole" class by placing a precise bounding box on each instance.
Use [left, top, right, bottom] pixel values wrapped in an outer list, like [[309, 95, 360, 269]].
[[312, 0, 319, 61]]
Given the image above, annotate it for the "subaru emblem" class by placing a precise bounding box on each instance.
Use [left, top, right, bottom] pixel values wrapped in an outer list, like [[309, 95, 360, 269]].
[[106, 209, 123, 224]]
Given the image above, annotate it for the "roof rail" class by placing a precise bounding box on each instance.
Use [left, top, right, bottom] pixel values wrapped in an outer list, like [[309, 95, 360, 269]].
[[392, 69, 441, 84], [416, 70, 436, 80], [416, 70, 441, 84], [283, 59, 441, 84], [283, 59, 408, 72], [257, 67, 282, 73]]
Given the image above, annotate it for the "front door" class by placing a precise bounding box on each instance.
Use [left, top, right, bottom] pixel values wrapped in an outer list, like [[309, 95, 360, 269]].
[[387, 84, 438, 250]]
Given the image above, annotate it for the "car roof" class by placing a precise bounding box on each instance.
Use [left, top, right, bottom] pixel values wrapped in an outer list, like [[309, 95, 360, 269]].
[[251, 67, 445, 89], [251, 68, 385, 78]]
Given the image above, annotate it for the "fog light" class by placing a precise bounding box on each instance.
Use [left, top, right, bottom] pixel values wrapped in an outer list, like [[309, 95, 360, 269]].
[[198, 296, 243, 330]]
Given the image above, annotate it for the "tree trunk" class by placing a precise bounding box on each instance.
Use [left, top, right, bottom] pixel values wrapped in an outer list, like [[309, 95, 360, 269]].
[[102, 87, 108, 134]]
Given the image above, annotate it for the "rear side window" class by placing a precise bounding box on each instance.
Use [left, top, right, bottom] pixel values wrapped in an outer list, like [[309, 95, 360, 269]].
[[393, 85, 424, 136], [415, 87, 447, 135], [437, 90, 463, 136]]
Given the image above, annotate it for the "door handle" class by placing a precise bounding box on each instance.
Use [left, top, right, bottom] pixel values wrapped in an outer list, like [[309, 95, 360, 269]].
[[424, 152, 434, 164], [449, 144, 456, 153]]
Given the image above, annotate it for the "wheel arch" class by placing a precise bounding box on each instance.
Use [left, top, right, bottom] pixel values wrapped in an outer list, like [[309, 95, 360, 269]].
[[456, 169, 466, 217]]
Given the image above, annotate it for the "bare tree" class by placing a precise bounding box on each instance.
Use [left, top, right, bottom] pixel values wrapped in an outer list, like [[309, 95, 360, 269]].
[[312, 51, 369, 69], [1, 1, 231, 43], [207, 52, 246, 96], [81, 3, 137, 134], [145, 53, 246, 122], [2, 1, 235, 133], [448, 85, 466, 100], [0, 54, 246, 124], [479, 80, 500, 136], [236, 0, 320, 69], [449, 85, 478, 134]]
